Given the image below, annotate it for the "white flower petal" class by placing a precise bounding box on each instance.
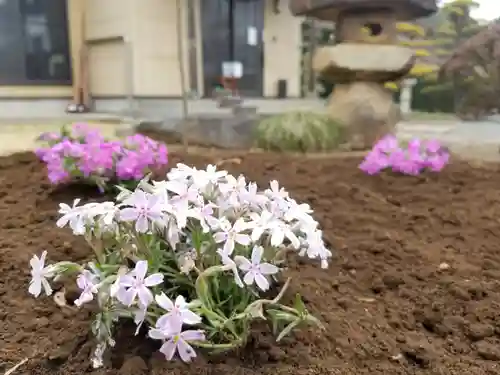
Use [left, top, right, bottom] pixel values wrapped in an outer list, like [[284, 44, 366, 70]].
[[156, 292, 175, 311], [251, 246, 264, 265], [258, 263, 279, 275], [144, 273, 164, 287], [254, 273, 270, 291]]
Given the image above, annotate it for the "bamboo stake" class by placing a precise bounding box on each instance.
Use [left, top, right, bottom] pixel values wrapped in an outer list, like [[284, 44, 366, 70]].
[[176, 0, 189, 153]]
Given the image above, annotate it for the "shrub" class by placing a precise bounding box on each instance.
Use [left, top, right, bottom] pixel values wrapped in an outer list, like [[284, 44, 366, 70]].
[[35, 123, 168, 192], [359, 135, 450, 175], [28, 163, 331, 367], [255, 111, 343, 152]]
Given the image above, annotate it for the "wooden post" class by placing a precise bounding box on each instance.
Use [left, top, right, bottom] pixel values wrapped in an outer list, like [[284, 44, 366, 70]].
[[176, 0, 189, 152]]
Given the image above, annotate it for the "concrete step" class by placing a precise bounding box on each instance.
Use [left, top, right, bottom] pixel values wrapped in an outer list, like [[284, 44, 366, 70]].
[[216, 96, 244, 109], [0, 112, 130, 125], [0, 122, 126, 156]]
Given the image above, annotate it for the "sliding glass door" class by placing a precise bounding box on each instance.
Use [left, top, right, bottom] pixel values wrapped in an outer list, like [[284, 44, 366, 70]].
[[0, 0, 71, 85]]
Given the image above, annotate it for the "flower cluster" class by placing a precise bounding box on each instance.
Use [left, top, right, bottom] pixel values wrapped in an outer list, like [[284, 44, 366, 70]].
[[359, 135, 450, 175], [35, 123, 168, 191], [28, 163, 331, 367]]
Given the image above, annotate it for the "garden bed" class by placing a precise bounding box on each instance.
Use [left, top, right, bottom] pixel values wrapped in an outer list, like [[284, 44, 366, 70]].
[[2, 149, 500, 375]]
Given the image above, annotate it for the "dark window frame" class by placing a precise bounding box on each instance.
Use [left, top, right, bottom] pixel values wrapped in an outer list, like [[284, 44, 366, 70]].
[[0, 0, 72, 86]]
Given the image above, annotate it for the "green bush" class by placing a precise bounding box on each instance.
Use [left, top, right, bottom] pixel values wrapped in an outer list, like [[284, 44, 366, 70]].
[[393, 78, 455, 114], [255, 111, 344, 152]]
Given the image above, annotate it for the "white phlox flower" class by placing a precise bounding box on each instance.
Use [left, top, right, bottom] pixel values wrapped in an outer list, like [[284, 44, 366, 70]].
[[235, 246, 279, 291], [28, 251, 55, 297], [213, 218, 252, 255], [41, 162, 334, 367], [57, 198, 88, 235], [191, 164, 227, 189]]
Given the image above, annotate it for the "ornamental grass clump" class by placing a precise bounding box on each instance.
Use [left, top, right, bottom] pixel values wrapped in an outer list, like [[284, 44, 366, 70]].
[[28, 163, 331, 367], [255, 111, 344, 152], [35, 123, 168, 191], [359, 135, 450, 175]]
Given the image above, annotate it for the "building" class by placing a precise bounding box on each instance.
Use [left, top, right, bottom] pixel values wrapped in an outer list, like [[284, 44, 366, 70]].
[[0, 0, 310, 118]]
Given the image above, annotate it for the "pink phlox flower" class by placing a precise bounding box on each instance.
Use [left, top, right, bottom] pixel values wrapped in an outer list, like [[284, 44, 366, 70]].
[[74, 269, 100, 307], [115, 260, 164, 307], [374, 135, 399, 154], [234, 245, 279, 291], [154, 293, 202, 333], [213, 218, 251, 255], [148, 327, 205, 362], [119, 190, 164, 233]]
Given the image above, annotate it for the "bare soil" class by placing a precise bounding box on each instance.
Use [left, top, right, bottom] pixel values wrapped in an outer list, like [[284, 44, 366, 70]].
[[2, 149, 500, 375]]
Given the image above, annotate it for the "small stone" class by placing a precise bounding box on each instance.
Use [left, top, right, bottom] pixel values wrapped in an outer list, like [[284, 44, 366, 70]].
[[53, 289, 68, 307], [390, 353, 404, 362], [439, 262, 450, 271]]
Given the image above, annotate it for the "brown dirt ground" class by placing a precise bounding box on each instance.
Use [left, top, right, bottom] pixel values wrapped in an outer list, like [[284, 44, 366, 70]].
[[2, 146, 500, 375]]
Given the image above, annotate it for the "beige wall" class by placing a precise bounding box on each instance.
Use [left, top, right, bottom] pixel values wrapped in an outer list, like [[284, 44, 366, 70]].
[[0, 0, 303, 99], [0, 86, 72, 99], [263, 0, 303, 97], [84, 0, 132, 96], [85, 0, 302, 98], [130, 0, 190, 97], [83, 0, 190, 98]]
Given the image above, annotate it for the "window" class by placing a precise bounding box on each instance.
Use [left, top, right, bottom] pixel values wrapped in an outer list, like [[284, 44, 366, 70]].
[[0, 0, 71, 84]]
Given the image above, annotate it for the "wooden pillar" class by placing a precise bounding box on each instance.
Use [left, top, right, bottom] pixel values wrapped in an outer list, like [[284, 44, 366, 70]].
[[66, 0, 87, 106]]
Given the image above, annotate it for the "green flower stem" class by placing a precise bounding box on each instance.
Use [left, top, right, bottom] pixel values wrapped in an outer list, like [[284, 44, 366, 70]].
[[84, 233, 105, 264], [132, 229, 151, 257], [199, 306, 228, 328]]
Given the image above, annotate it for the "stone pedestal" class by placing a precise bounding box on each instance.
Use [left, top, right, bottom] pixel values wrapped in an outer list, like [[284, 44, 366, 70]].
[[289, 0, 437, 149], [327, 82, 401, 149]]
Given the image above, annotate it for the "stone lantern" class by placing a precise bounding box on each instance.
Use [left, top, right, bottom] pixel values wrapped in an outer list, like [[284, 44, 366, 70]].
[[289, 0, 437, 149]]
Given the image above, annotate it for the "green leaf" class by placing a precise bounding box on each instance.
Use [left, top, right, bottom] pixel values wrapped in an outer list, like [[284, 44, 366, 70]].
[[270, 316, 280, 336], [276, 320, 300, 342], [195, 276, 214, 310], [266, 308, 297, 322], [293, 294, 308, 315]]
